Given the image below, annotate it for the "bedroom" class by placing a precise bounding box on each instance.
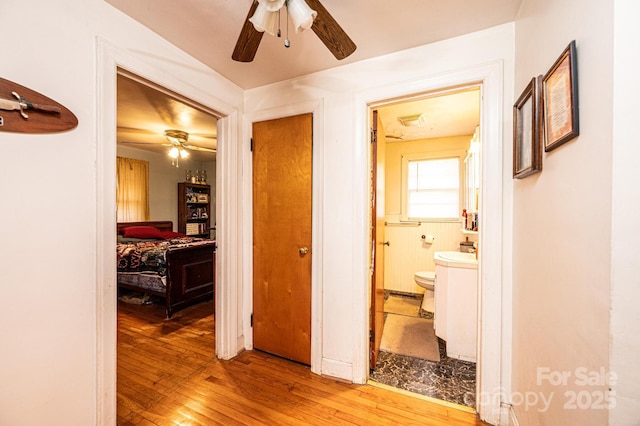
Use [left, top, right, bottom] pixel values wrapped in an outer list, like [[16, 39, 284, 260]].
[[115, 71, 218, 317]]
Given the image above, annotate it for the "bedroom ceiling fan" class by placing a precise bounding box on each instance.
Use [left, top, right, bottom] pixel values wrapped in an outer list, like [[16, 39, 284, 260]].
[[120, 129, 216, 167], [163, 129, 216, 167], [232, 0, 356, 62]]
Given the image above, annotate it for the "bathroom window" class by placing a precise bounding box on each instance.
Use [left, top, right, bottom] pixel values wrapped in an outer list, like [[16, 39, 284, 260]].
[[401, 153, 463, 221]]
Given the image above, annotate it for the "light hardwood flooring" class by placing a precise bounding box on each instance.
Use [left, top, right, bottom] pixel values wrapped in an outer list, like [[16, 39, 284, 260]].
[[117, 299, 487, 425]]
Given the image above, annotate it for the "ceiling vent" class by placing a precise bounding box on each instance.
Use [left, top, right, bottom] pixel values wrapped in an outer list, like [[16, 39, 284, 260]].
[[397, 113, 426, 127]]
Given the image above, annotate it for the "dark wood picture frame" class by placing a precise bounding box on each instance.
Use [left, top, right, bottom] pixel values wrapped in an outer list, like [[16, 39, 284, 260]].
[[543, 40, 579, 152], [513, 76, 543, 179]]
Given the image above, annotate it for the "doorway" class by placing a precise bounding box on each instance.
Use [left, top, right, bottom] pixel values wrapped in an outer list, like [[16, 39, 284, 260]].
[[368, 86, 481, 409], [114, 70, 219, 418]]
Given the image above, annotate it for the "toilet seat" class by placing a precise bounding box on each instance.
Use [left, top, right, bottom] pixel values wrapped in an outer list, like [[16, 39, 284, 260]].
[[415, 271, 435, 282]]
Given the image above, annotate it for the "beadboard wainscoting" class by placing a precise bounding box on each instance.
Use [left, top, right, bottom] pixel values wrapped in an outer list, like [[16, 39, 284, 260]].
[[383, 218, 470, 294]]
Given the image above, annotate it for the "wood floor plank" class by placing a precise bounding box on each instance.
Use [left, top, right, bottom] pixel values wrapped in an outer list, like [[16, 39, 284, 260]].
[[117, 300, 487, 425]]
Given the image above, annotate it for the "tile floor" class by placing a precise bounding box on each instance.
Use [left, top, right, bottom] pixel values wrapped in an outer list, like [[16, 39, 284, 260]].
[[370, 292, 477, 408]]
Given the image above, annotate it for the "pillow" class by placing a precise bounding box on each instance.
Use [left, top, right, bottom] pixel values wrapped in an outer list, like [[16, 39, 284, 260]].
[[117, 234, 149, 243], [160, 230, 186, 239], [122, 226, 163, 240]]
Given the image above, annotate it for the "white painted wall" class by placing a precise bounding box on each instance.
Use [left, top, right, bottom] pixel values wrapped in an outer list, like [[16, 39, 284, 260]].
[[610, 1, 640, 424], [244, 24, 515, 424], [512, 0, 614, 424], [0, 1, 242, 425]]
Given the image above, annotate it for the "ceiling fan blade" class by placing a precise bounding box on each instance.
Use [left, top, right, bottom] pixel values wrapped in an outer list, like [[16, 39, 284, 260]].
[[306, 0, 356, 60], [184, 144, 217, 153], [117, 126, 157, 135], [232, 1, 264, 62]]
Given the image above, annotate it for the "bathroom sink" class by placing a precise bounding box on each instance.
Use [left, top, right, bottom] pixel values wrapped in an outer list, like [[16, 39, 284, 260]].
[[435, 251, 476, 262]]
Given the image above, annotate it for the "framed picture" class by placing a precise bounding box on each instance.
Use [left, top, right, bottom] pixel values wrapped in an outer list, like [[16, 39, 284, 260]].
[[513, 76, 542, 179], [543, 40, 579, 151]]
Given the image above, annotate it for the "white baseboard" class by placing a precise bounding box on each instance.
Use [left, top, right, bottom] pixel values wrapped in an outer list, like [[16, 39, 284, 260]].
[[321, 358, 353, 382]]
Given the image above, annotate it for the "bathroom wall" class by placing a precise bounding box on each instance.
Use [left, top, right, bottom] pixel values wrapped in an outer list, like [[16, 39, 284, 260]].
[[383, 135, 475, 294]]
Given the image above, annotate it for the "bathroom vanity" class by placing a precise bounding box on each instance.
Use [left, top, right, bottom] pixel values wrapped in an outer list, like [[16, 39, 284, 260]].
[[433, 251, 478, 363]]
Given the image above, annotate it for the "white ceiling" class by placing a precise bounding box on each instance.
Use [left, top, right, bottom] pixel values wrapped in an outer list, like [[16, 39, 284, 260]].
[[117, 72, 218, 162], [377, 87, 480, 142], [105, 0, 521, 90], [112, 1, 518, 155]]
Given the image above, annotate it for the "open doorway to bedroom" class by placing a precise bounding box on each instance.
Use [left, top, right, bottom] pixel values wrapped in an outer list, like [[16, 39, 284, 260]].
[[114, 69, 219, 420]]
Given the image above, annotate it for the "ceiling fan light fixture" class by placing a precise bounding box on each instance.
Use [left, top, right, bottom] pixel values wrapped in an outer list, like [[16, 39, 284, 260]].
[[249, 1, 280, 36], [260, 0, 286, 12], [168, 146, 180, 158], [287, 0, 317, 33], [179, 148, 189, 159]]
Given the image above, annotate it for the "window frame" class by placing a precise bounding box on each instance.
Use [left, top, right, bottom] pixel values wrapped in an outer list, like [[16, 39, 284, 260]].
[[400, 150, 466, 222]]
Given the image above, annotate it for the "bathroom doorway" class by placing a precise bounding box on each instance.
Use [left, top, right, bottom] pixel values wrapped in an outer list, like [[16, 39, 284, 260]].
[[368, 85, 481, 409]]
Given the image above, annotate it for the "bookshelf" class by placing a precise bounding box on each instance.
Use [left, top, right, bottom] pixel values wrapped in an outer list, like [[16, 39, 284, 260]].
[[178, 182, 211, 238]]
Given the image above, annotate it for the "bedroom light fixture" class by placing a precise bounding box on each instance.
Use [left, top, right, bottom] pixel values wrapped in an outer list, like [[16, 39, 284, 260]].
[[165, 129, 190, 167], [249, 0, 317, 48]]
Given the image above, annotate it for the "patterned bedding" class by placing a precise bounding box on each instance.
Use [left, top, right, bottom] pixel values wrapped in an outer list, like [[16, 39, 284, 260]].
[[117, 237, 215, 293]]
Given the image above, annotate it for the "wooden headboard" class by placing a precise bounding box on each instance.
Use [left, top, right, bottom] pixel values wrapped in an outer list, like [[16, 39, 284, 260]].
[[117, 221, 173, 234]]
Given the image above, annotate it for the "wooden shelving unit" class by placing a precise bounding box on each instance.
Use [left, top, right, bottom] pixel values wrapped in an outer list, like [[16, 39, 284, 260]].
[[178, 182, 211, 238]]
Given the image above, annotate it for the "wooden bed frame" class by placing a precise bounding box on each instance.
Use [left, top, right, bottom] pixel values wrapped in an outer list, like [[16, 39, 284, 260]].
[[117, 221, 215, 318]]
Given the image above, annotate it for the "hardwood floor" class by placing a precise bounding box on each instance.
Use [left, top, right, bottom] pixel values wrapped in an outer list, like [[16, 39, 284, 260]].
[[117, 300, 487, 425]]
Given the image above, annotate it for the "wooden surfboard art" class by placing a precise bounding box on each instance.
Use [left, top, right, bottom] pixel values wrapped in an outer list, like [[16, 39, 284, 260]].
[[0, 77, 78, 133]]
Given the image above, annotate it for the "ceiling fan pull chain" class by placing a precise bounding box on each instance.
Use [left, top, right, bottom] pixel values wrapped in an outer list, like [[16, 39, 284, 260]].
[[277, 8, 282, 37], [284, 2, 291, 48]]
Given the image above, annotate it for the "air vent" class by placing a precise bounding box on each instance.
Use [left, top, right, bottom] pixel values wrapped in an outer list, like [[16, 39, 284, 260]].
[[397, 113, 426, 127]]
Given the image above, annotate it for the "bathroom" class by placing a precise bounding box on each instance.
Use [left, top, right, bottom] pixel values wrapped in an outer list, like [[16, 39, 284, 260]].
[[369, 86, 481, 408]]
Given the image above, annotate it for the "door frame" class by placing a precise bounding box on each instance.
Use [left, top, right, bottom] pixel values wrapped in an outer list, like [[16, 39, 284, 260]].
[[352, 62, 512, 425], [242, 100, 325, 374], [96, 39, 242, 424]]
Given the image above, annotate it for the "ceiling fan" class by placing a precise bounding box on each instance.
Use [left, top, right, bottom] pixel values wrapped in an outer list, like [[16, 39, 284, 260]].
[[119, 128, 217, 166], [163, 129, 216, 153], [163, 129, 216, 166], [232, 0, 356, 62]]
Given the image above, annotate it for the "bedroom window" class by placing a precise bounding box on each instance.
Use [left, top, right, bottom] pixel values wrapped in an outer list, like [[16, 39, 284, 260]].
[[116, 156, 150, 222], [401, 153, 463, 221]]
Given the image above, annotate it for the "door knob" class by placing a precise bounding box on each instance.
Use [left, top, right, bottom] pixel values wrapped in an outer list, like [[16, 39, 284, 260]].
[[299, 247, 309, 255]]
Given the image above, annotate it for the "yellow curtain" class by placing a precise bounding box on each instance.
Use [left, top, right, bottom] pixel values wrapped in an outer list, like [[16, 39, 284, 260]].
[[116, 156, 150, 222]]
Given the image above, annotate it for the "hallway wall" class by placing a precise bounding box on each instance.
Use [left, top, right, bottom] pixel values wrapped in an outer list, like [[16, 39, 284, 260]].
[[0, 1, 243, 424], [513, 0, 613, 424], [243, 25, 515, 415]]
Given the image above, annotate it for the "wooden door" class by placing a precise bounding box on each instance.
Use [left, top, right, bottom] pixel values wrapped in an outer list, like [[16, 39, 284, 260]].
[[370, 110, 386, 370], [252, 113, 313, 365]]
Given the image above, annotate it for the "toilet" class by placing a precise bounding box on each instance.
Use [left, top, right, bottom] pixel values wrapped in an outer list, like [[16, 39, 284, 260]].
[[414, 271, 436, 312]]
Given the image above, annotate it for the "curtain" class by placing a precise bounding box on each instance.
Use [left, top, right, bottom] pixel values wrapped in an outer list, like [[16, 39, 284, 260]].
[[116, 156, 150, 222]]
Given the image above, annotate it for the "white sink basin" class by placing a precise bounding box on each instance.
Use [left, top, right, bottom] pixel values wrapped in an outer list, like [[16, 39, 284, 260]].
[[436, 251, 476, 262], [434, 251, 477, 263]]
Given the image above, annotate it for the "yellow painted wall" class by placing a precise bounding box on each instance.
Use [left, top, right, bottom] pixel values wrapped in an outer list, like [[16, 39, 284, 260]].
[[382, 135, 473, 293]]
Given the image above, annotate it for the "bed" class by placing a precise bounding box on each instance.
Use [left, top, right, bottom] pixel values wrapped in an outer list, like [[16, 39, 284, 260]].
[[117, 221, 216, 318]]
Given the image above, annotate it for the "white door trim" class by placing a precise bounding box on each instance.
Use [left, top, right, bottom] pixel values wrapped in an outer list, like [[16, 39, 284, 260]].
[[352, 61, 510, 425], [242, 100, 325, 374], [95, 38, 242, 424]]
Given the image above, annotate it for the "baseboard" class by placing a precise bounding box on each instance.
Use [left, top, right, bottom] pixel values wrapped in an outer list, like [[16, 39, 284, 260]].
[[321, 358, 353, 382]]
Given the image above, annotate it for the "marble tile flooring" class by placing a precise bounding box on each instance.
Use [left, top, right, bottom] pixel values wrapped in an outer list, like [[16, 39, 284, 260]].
[[370, 292, 477, 408]]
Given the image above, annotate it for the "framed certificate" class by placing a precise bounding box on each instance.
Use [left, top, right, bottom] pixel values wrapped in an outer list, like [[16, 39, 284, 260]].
[[543, 40, 579, 152]]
